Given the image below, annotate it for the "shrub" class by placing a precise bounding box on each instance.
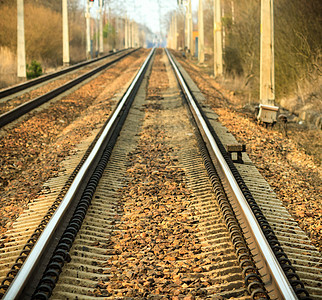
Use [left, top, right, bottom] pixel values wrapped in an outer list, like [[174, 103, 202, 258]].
[[224, 47, 243, 77], [26, 60, 42, 79]]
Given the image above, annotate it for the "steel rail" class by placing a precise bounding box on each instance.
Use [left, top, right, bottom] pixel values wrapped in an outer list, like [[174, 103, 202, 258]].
[[2, 48, 155, 300], [0, 48, 139, 128], [165, 48, 298, 300], [0, 49, 129, 99]]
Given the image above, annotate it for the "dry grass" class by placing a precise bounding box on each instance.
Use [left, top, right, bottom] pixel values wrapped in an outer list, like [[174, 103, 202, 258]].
[[0, 3, 87, 89], [0, 47, 19, 89], [24, 4, 62, 65]]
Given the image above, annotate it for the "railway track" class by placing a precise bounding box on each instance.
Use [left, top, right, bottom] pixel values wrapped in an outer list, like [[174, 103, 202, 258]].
[[0, 49, 129, 100], [0, 48, 138, 128], [0, 48, 321, 299]]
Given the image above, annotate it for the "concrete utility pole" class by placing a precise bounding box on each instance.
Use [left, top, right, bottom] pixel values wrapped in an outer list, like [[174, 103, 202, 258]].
[[137, 23, 140, 47], [124, 16, 129, 49], [131, 21, 135, 47], [99, 0, 104, 54], [62, 0, 70, 66], [85, 0, 92, 59], [142, 30, 146, 48], [198, 0, 204, 63], [170, 14, 176, 49], [188, 0, 193, 54], [257, 0, 278, 124], [115, 16, 119, 50], [231, 0, 235, 25], [169, 22, 171, 48], [129, 20, 132, 48], [214, 0, 223, 77], [260, 0, 275, 105], [156, 0, 163, 46], [95, 17, 99, 55], [174, 12, 177, 50], [128, 21, 130, 48], [178, 0, 189, 51], [183, 0, 192, 54], [121, 17, 124, 48], [17, 0, 26, 78], [132, 22, 136, 47], [91, 17, 95, 57], [134, 22, 137, 47], [169, 16, 173, 48], [136, 23, 138, 47], [222, 6, 225, 51], [185, 3, 188, 50]]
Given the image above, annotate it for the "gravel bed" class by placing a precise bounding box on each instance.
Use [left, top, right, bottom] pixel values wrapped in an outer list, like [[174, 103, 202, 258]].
[[0, 52, 130, 115], [91, 50, 228, 299], [0, 49, 149, 238], [172, 51, 321, 252]]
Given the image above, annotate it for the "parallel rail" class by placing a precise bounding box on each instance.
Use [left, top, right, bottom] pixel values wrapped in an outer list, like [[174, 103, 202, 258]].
[[0, 49, 138, 128], [166, 48, 304, 300], [0, 49, 127, 100], [2, 48, 155, 300], [1, 48, 313, 299]]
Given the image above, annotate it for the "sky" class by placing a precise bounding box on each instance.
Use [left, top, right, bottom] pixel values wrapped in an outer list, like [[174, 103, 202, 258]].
[[87, 0, 198, 34]]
